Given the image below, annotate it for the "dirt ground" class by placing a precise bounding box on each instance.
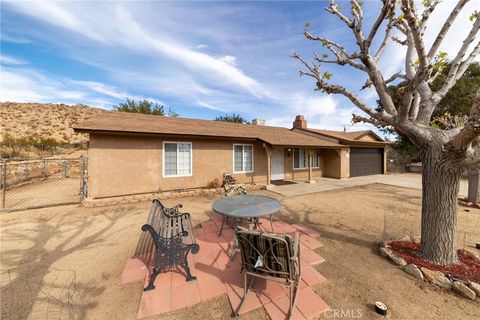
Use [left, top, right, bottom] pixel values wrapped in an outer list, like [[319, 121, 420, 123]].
[[1, 183, 479, 320]]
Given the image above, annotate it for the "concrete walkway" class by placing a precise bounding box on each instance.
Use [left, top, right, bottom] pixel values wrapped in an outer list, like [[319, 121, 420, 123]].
[[267, 173, 469, 197]]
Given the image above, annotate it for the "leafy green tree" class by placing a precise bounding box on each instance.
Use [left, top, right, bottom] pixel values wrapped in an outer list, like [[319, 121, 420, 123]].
[[113, 98, 178, 117], [214, 113, 249, 124]]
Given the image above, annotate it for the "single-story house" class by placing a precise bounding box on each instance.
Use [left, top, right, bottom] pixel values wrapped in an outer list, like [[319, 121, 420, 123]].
[[73, 113, 390, 199]]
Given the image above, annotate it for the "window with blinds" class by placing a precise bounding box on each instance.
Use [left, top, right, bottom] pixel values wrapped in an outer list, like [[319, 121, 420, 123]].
[[233, 144, 254, 173], [293, 148, 319, 169], [164, 142, 192, 177]]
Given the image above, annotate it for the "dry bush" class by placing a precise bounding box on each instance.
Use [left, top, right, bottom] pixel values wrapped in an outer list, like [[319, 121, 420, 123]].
[[206, 178, 222, 189]]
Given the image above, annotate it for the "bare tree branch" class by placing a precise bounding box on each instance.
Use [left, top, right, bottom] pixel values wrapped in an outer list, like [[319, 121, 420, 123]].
[[362, 72, 406, 90], [292, 52, 394, 124], [448, 91, 480, 154], [427, 0, 470, 60], [304, 31, 366, 71], [401, 0, 429, 84], [433, 18, 480, 104], [351, 0, 363, 31], [326, 0, 354, 27], [392, 36, 407, 46], [374, 18, 394, 61], [419, 0, 442, 31], [352, 113, 388, 127], [366, 0, 395, 48], [409, 92, 421, 120]]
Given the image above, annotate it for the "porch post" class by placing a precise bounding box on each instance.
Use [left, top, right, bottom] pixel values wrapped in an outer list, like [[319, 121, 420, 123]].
[[306, 149, 315, 184], [263, 143, 272, 186]]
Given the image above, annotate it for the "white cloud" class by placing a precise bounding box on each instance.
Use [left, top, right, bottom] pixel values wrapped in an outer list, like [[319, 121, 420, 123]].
[[268, 94, 339, 127], [289, 94, 337, 118], [0, 67, 87, 103], [0, 66, 164, 108], [196, 44, 209, 49], [6, 1, 104, 42], [0, 55, 28, 65], [5, 2, 267, 99], [220, 55, 237, 66]]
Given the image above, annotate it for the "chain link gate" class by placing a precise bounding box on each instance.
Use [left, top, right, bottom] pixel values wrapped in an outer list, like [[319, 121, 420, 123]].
[[0, 158, 87, 211]]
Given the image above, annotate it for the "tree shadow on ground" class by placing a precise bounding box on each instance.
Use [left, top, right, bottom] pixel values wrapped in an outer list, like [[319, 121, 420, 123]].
[[0, 206, 137, 319]]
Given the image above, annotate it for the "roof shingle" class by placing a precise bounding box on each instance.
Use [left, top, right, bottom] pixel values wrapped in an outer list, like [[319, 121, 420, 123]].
[[73, 112, 343, 148]]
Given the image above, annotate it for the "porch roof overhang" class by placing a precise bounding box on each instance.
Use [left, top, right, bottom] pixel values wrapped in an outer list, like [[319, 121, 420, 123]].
[[293, 127, 392, 147], [258, 134, 343, 148]]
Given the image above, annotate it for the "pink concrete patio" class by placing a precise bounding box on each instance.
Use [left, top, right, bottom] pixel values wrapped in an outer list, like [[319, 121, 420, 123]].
[[120, 214, 330, 319]]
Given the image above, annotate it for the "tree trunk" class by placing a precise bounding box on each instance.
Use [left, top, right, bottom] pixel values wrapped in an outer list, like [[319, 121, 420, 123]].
[[467, 166, 480, 203], [420, 148, 462, 265]]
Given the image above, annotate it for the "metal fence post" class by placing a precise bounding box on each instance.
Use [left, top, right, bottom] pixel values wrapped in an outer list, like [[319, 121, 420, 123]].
[[81, 157, 87, 199], [2, 161, 6, 209], [43, 160, 48, 178], [62, 160, 69, 178]]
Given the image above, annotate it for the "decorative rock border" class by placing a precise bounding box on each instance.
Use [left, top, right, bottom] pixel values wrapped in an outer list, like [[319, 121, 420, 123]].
[[380, 239, 480, 302], [82, 183, 267, 207]]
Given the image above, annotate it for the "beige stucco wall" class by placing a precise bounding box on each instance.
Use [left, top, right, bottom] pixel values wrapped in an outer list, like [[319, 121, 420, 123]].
[[322, 148, 350, 179], [86, 133, 353, 199], [358, 134, 378, 142], [87, 133, 268, 198]]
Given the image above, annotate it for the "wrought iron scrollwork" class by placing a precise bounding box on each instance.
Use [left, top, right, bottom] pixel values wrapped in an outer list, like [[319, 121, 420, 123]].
[[153, 199, 184, 218], [141, 206, 199, 291]]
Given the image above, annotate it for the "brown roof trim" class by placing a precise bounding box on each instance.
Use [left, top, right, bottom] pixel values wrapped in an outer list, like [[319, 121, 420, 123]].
[[347, 141, 390, 147], [294, 127, 392, 146], [79, 129, 260, 141]]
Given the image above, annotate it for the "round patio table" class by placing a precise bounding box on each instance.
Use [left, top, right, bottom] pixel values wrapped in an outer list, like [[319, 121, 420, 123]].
[[212, 194, 281, 236]]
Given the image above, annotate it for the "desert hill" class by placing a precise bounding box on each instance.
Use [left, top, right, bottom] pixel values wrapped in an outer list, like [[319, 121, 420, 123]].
[[0, 102, 106, 144]]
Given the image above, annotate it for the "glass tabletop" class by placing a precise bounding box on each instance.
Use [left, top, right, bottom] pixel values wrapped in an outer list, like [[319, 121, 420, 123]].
[[212, 195, 281, 218]]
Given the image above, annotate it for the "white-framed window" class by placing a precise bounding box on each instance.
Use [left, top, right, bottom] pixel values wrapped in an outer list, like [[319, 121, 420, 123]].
[[293, 148, 319, 169], [233, 144, 254, 173], [163, 142, 192, 177]]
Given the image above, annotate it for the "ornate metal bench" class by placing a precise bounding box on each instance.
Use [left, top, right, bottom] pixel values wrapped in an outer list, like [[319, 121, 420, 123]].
[[138, 199, 199, 291]]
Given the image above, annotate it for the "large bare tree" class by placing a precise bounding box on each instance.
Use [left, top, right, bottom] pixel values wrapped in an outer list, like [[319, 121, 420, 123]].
[[293, 0, 480, 265]]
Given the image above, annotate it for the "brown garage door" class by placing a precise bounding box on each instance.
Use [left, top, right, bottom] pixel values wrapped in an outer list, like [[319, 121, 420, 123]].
[[350, 148, 383, 177]]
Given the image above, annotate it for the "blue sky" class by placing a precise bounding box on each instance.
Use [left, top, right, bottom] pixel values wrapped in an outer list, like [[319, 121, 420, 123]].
[[1, 1, 478, 131]]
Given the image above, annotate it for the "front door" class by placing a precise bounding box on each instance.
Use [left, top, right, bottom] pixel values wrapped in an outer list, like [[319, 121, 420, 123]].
[[271, 148, 285, 180]]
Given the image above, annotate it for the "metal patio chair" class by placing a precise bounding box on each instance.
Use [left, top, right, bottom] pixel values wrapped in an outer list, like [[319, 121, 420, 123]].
[[234, 227, 301, 319], [218, 173, 248, 236]]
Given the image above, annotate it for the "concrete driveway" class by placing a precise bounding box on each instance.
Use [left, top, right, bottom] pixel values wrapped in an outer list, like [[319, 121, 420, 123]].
[[267, 173, 469, 197]]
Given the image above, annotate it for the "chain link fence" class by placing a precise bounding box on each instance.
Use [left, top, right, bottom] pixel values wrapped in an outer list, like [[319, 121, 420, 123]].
[[0, 158, 87, 211], [382, 202, 480, 250]]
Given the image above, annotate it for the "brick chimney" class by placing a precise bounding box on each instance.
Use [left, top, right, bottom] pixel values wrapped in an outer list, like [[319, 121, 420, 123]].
[[293, 115, 307, 129]]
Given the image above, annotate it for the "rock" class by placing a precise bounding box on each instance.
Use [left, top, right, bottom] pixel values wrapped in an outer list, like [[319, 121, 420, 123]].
[[458, 249, 480, 264], [400, 235, 411, 242], [469, 282, 480, 296], [405, 264, 424, 281], [381, 240, 391, 248], [421, 267, 452, 290], [380, 247, 390, 257], [380, 247, 407, 267], [452, 281, 476, 300]]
